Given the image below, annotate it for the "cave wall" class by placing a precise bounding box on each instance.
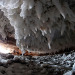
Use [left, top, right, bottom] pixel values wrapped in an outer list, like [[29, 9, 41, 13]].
[[0, 0, 75, 54], [0, 10, 14, 42]]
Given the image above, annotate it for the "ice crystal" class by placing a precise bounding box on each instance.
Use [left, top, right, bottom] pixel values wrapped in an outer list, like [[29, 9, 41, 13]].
[[0, 0, 75, 54]]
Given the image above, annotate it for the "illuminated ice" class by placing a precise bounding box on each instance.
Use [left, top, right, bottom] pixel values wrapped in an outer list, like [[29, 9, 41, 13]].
[[0, 0, 75, 54]]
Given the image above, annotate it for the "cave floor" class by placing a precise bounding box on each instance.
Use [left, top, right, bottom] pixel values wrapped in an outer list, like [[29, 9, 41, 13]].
[[0, 50, 74, 75], [0, 41, 74, 75]]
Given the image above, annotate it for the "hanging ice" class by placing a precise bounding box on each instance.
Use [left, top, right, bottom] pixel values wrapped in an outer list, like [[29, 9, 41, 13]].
[[35, 1, 43, 19], [48, 42, 51, 49], [52, 0, 65, 19], [0, 0, 74, 54]]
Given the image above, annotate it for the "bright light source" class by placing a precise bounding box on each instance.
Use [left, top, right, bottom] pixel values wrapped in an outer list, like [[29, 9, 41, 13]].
[[0, 46, 11, 54], [0, 42, 14, 54]]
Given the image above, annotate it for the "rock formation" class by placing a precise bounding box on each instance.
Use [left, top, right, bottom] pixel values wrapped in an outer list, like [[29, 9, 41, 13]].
[[0, 0, 75, 55]]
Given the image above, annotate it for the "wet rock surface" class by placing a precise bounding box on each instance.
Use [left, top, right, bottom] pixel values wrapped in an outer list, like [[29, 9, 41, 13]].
[[0, 51, 75, 75]]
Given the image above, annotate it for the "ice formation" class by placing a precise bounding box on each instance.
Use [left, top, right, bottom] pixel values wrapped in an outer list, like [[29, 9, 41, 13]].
[[72, 63, 75, 73], [0, 9, 14, 41], [0, 0, 75, 54]]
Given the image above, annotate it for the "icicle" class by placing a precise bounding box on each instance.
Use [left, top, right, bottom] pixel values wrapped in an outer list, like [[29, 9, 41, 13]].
[[20, 1, 28, 19], [20, 0, 34, 19], [48, 42, 51, 49], [61, 22, 66, 35], [27, 45, 28, 48], [52, 0, 65, 19], [41, 30, 47, 36], [46, 34, 52, 49], [28, 0, 34, 10], [16, 40, 20, 47], [29, 34, 30, 36], [35, 28, 37, 31], [32, 29, 36, 34], [35, 1, 43, 19], [64, 2, 75, 19], [21, 44, 25, 56], [42, 31, 45, 36], [44, 30, 47, 34], [24, 36, 27, 39], [49, 29, 51, 33]]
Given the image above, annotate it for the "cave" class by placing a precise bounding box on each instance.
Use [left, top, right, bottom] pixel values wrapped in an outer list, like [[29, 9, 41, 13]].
[[0, 0, 75, 75]]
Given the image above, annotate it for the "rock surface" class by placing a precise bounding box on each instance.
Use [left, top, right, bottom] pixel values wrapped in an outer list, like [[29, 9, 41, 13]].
[[0, 0, 75, 54], [0, 50, 75, 75]]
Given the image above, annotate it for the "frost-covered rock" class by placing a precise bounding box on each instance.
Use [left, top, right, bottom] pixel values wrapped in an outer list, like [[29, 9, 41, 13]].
[[63, 71, 72, 75], [0, 10, 14, 40], [0, 0, 75, 54], [64, 63, 75, 75], [0, 50, 75, 74], [72, 63, 75, 75]]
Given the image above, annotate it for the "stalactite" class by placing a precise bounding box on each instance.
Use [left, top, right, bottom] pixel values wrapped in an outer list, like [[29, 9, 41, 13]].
[[0, 0, 75, 54], [52, 0, 65, 19]]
